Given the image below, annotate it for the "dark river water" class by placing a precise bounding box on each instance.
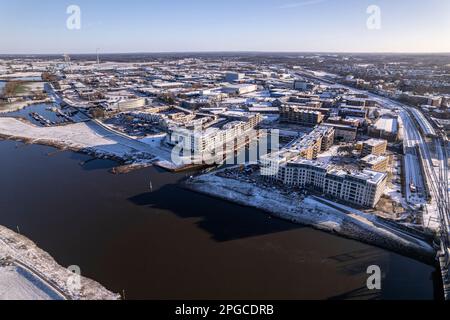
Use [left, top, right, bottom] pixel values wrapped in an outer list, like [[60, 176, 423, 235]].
[[0, 139, 441, 300]]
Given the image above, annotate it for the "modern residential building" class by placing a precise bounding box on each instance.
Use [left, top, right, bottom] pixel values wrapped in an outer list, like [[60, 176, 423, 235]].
[[260, 123, 386, 208], [339, 105, 368, 118], [260, 156, 387, 208], [222, 84, 258, 95], [280, 105, 325, 126], [360, 155, 389, 172], [361, 139, 388, 157]]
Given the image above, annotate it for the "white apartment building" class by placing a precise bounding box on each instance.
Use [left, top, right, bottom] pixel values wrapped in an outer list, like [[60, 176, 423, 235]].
[[168, 113, 263, 162], [261, 157, 387, 208], [222, 84, 258, 95], [260, 126, 387, 208]]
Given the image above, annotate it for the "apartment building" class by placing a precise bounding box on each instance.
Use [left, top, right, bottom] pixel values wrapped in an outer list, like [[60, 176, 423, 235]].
[[280, 105, 325, 126], [260, 126, 386, 208], [360, 155, 389, 172], [339, 105, 368, 118], [361, 139, 388, 157], [225, 72, 245, 82], [289, 126, 335, 160]]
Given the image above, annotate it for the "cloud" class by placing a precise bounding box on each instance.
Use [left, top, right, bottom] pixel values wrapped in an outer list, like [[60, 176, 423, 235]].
[[278, 0, 327, 9]]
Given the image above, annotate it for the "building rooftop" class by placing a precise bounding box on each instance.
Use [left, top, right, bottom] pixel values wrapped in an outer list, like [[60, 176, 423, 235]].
[[363, 138, 387, 147], [374, 117, 398, 133], [361, 154, 388, 165]]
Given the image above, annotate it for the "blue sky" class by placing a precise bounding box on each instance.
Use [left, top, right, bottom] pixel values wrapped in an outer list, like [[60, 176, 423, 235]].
[[0, 0, 449, 54]]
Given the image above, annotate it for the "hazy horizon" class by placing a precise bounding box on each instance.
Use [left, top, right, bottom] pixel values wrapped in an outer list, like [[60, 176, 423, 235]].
[[2, 50, 450, 56]]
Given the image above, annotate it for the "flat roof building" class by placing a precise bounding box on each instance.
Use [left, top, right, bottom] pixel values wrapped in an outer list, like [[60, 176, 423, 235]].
[[225, 72, 245, 83], [222, 84, 258, 95], [360, 155, 389, 173], [322, 123, 358, 142], [369, 116, 399, 142], [280, 105, 325, 126], [361, 139, 388, 157]]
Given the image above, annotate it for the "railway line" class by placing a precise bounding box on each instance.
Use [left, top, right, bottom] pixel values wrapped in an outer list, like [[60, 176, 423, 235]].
[[297, 70, 450, 298]]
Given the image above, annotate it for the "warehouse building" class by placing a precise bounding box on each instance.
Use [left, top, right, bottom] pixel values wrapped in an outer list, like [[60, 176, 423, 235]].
[[322, 123, 358, 142], [368, 116, 399, 142], [222, 84, 258, 95], [168, 113, 263, 162], [260, 156, 387, 208]]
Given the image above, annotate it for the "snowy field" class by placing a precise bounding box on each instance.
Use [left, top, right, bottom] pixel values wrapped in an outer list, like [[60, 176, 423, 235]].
[[0, 117, 137, 154], [0, 264, 64, 300], [0, 117, 179, 167]]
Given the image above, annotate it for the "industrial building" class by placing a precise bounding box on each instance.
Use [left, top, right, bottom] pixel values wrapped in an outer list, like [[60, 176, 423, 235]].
[[293, 80, 317, 91], [168, 113, 263, 161], [222, 84, 258, 95], [322, 123, 358, 142]]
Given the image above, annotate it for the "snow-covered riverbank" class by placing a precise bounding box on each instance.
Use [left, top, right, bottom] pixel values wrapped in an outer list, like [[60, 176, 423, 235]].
[[0, 226, 120, 300], [0, 117, 159, 165], [0, 117, 192, 172], [184, 173, 436, 264]]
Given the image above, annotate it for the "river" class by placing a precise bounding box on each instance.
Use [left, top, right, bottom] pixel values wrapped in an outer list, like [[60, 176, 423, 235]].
[[0, 139, 440, 300]]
